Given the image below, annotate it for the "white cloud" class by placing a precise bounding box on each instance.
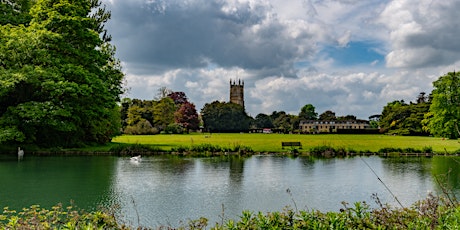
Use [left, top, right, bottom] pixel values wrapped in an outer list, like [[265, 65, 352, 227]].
[[102, 0, 460, 120], [379, 0, 460, 68]]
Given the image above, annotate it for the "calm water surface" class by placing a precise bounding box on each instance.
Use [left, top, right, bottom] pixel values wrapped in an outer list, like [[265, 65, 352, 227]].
[[1, 155, 459, 227]]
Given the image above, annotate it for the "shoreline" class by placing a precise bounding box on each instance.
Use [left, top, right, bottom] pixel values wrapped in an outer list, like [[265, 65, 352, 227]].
[[0, 149, 440, 158]]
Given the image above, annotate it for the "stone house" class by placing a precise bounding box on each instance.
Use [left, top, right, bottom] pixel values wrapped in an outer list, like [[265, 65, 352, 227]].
[[299, 120, 370, 133]]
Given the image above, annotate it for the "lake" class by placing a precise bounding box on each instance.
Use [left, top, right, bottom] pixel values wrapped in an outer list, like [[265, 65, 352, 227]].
[[1, 155, 459, 228]]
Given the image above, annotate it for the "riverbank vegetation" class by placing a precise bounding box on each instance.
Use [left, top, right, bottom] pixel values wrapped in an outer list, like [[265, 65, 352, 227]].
[[1, 133, 459, 156], [2, 194, 460, 229]]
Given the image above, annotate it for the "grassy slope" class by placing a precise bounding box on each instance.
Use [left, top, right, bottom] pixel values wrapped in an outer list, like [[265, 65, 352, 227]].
[[112, 134, 460, 153]]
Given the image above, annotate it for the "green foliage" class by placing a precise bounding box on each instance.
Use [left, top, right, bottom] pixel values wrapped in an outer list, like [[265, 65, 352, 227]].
[[109, 143, 162, 156], [171, 143, 254, 156], [4, 195, 460, 229], [0, 0, 33, 26], [163, 123, 183, 134], [0, 204, 122, 229], [309, 145, 336, 155], [271, 111, 298, 132], [426, 71, 460, 139], [121, 92, 199, 134], [154, 97, 176, 130], [253, 113, 274, 129], [122, 99, 156, 134], [319, 110, 336, 121], [299, 104, 318, 120], [379, 96, 430, 136], [0, 0, 124, 147], [201, 101, 251, 132], [124, 119, 158, 135], [210, 195, 460, 230]]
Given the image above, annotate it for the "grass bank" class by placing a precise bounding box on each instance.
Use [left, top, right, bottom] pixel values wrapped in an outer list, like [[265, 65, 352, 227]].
[[112, 133, 460, 154], [2, 134, 459, 156]]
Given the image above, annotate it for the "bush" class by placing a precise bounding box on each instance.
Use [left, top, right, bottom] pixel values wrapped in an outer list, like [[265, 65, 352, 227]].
[[164, 123, 183, 134], [3, 194, 460, 229], [109, 143, 162, 156], [123, 120, 159, 135], [378, 147, 403, 153], [0, 204, 122, 229]]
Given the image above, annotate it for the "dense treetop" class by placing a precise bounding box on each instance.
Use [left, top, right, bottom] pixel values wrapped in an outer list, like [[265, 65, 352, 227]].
[[0, 0, 124, 147]]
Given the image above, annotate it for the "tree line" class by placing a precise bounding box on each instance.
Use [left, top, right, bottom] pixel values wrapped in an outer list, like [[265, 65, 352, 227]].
[[130, 70, 460, 139], [120, 89, 199, 135], [379, 71, 460, 139]]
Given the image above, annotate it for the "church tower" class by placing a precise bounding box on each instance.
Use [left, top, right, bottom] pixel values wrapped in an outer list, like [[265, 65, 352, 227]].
[[230, 79, 244, 108]]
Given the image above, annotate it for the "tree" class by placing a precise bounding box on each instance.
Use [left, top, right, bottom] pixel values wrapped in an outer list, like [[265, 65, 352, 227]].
[[0, 0, 124, 147], [368, 114, 381, 129], [425, 71, 460, 139], [174, 102, 199, 133], [153, 97, 176, 131], [201, 101, 250, 132], [319, 110, 336, 121], [299, 104, 318, 120], [155, 87, 172, 100], [253, 113, 274, 129], [379, 95, 430, 136], [416, 92, 427, 104], [337, 115, 357, 121], [168, 91, 188, 106], [270, 111, 298, 133]]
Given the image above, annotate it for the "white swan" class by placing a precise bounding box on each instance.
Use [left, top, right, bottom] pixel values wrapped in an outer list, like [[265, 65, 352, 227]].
[[18, 147, 24, 161], [130, 155, 141, 161]]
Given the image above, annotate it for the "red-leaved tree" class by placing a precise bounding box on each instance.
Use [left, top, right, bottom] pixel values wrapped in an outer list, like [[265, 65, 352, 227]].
[[174, 102, 199, 133]]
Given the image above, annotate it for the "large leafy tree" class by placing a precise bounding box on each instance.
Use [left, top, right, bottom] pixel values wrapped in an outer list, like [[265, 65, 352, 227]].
[[299, 104, 318, 120], [153, 97, 176, 130], [253, 113, 274, 129], [201, 101, 251, 132], [0, 0, 124, 147], [425, 71, 460, 139], [174, 101, 199, 133]]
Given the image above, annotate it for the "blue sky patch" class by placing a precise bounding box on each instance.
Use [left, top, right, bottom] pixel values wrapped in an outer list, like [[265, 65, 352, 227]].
[[323, 41, 385, 67]]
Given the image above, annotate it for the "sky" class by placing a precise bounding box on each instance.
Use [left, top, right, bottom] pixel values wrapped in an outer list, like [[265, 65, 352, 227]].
[[101, 0, 460, 119]]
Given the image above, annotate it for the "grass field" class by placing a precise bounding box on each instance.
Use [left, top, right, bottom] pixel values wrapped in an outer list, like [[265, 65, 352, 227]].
[[112, 133, 460, 153]]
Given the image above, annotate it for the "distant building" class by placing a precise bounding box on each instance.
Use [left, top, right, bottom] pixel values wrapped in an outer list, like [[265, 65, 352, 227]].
[[299, 120, 370, 133], [230, 79, 244, 108], [262, 128, 272, 134]]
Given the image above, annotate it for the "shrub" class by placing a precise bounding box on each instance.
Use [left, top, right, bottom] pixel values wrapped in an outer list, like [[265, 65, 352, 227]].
[[0, 204, 122, 229], [422, 146, 433, 153], [378, 147, 402, 153], [124, 120, 158, 135], [164, 123, 183, 134], [109, 143, 162, 156]]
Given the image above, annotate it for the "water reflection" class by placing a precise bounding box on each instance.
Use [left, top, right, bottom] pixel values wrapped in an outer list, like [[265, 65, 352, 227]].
[[4, 155, 460, 228], [431, 156, 460, 196], [0, 156, 116, 211]]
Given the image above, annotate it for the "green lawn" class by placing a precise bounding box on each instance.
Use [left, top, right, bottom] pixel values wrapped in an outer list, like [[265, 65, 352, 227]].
[[112, 133, 460, 153]]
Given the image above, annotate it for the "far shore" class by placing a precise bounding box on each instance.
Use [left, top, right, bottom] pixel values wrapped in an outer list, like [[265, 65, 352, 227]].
[[1, 133, 459, 157]]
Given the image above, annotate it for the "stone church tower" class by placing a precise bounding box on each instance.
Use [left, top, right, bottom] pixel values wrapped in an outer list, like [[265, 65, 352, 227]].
[[230, 79, 244, 108]]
